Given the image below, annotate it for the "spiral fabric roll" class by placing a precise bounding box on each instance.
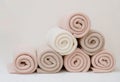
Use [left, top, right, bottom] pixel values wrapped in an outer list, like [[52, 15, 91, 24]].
[[59, 13, 90, 38], [91, 50, 115, 73], [79, 30, 105, 56], [37, 47, 63, 73], [64, 48, 90, 72], [47, 27, 77, 55], [8, 47, 37, 74]]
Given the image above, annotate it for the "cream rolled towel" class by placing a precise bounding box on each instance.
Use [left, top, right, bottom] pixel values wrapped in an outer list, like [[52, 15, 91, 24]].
[[37, 47, 63, 73], [91, 50, 115, 73], [58, 12, 90, 38], [64, 48, 90, 72], [47, 27, 77, 55], [79, 30, 105, 56], [8, 46, 37, 74]]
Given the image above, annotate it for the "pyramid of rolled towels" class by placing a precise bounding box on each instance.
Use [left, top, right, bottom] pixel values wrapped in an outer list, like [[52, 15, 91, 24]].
[[8, 12, 115, 74]]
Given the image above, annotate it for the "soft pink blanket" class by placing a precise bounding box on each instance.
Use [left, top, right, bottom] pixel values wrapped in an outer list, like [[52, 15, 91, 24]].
[[8, 47, 37, 74], [79, 30, 105, 56], [58, 12, 90, 38], [64, 48, 90, 72], [37, 47, 63, 73], [91, 50, 115, 72]]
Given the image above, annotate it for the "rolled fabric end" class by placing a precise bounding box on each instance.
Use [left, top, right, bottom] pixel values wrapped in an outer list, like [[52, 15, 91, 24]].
[[79, 30, 105, 56], [47, 27, 77, 55], [58, 12, 90, 38], [37, 47, 63, 73], [64, 48, 90, 72], [8, 47, 37, 74], [91, 50, 115, 73]]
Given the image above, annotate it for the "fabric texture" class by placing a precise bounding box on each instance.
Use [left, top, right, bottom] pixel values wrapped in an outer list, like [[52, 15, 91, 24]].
[[37, 47, 63, 73], [8, 47, 37, 74], [91, 50, 115, 73], [47, 27, 77, 55], [58, 12, 90, 38], [64, 48, 90, 72], [79, 30, 105, 56]]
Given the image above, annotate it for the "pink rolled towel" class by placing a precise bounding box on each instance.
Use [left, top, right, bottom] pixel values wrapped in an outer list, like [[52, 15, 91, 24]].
[[58, 12, 90, 38], [8, 47, 37, 74], [91, 50, 115, 73], [37, 47, 63, 73], [79, 30, 105, 56], [64, 48, 90, 72]]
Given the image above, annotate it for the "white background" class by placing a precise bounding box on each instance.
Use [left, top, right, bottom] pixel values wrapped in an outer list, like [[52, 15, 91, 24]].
[[0, 0, 120, 82]]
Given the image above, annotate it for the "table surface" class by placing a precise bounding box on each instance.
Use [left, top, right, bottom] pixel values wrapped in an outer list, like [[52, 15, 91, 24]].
[[0, 65, 120, 82]]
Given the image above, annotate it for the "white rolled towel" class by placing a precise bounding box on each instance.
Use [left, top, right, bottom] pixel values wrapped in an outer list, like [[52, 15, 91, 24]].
[[47, 27, 77, 55]]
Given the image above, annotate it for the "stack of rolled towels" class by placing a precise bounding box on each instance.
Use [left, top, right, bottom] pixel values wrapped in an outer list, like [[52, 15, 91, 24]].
[[8, 12, 115, 74]]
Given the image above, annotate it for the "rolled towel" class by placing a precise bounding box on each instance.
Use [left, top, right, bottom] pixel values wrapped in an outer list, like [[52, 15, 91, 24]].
[[8, 47, 37, 74], [37, 47, 63, 73], [79, 30, 105, 56], [58, 13, 90, 38], [47, 27, 77, 55], [64, 48, 90, 72], [91, 50, 115, 72]]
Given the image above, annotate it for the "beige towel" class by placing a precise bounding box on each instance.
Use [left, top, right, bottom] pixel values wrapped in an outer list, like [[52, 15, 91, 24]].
[[37, 47, 63, 73], [79, 30, 105, 56]]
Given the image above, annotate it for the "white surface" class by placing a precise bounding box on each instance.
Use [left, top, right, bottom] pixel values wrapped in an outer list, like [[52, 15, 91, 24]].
[[0, 0, 120, 82], [0, 66, 120, 82]]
